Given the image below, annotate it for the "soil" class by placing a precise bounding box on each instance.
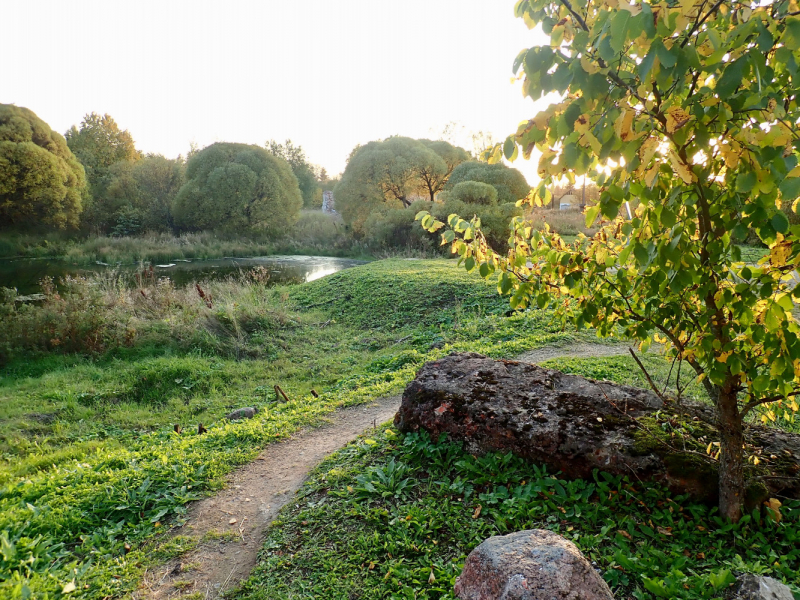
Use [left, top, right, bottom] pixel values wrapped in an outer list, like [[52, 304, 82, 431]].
[[136, 395, 401, 599], [136, 342, 631, 599]]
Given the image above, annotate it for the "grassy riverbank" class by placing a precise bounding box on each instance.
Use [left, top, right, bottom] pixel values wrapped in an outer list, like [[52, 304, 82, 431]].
[[0, 259, 795, 599], [0, 212, 371, 265]]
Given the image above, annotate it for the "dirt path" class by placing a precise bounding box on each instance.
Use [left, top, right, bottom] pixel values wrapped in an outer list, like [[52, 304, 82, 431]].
[[136, 342, 631, 599], [515, 341, 631, 364], [136, 395, 401, 599]]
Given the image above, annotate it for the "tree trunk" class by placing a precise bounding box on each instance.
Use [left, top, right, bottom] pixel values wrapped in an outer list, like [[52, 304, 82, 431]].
[[717, 388, 745, 522]]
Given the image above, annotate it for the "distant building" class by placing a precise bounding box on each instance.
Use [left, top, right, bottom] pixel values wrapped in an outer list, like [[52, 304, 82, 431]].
[[322, 190, 336, 214], [558, 194, 578, 210]]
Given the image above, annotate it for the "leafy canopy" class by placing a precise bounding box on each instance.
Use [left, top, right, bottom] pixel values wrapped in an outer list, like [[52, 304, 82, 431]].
[[419, 0, 800, 519], [445, 160, 531, 204], [335, 137, 469, 232], [172, 142, 302, 234], [0, 104, 86, 229]]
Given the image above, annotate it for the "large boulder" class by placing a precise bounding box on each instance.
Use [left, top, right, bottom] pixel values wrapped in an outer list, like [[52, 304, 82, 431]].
[[394, 353, 800, 505], [454, 529, 614, 600]]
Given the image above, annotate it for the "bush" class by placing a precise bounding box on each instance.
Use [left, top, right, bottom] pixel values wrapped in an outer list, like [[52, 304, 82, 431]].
[[363, 202, 441, 253], [173, 143, 302, 235], [445, 161, 530, 204], [441, 181, 498, 205]]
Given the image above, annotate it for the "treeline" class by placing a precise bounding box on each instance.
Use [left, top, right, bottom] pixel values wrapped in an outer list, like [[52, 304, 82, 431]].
[[0, 104, 330, 236], [1, 103, 543, 253]]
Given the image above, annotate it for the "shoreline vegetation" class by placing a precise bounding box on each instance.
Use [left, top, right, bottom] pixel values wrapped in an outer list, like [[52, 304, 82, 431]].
[[0, 259, 796, 598], [0, 212, 375, 265]]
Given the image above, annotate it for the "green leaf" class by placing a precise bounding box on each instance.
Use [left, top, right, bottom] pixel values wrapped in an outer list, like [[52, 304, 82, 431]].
[[609, 11, 631, 53], [772, 212, 790, 234], [782, 17, 800, 51], [716, 57, 746, 98], [503, 137, 517, 160], [464, 257, 476, 272], [585, 205, 601, 227]]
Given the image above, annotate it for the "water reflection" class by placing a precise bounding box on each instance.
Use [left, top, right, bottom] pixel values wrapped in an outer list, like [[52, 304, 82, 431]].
[[0, 255, 367, 296]]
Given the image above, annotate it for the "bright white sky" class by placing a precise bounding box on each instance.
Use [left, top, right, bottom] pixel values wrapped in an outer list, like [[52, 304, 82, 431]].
[[3, 0, 551, 183]]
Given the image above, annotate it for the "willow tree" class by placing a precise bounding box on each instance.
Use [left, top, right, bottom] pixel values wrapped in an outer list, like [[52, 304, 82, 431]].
[[420, 0, 800, 521], [173, 142, 302, 234], [0, 104, 86, 229]]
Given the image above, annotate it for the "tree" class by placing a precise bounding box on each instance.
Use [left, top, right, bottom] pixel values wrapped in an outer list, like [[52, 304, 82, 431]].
[[445, 161, 531, 204], [172, 142, 302, 234], [65, 112, 141, 231], [103, 154, 185, 233], [415, 140, 470, 202], [65, 112, 140, 182], [335, 137, 469, 231], [265, 139, 321, 208], [0, 104, 86, 229], [420, 0, 800, 521]]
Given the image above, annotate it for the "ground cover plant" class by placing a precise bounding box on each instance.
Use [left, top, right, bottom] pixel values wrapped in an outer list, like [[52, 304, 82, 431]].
[[0, 259, 594, 598], [235, 369, 800, 600]]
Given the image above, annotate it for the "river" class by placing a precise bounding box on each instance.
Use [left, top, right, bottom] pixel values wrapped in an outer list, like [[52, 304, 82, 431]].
[[0, 255, 367, 296]]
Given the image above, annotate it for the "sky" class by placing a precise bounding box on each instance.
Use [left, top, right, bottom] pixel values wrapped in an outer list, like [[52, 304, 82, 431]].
[[3, 0, 551, 182]]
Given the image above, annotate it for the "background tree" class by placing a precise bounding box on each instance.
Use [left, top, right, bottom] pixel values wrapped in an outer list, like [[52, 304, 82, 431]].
[[420, 0, 800, 521], [103, 154, 185, 234], [335, 137, 469, 232], [0, 104, 86, 229], [445, 161, 531, 204], [172, 142, 301, 234], [65, 112, 142, 230], [265, 139, 321, 208], [414, 139, 470, 201]]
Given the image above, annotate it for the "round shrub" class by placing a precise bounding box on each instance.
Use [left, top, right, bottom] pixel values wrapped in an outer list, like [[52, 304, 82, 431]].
[[173, 142, 302, 235], [445, 181, 498, 205], [0, 104, 87, 229]]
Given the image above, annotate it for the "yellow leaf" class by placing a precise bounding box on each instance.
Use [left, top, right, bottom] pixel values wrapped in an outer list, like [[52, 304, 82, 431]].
[[620, 2, 642, 14], [574, 114, 592, 135], [668, 151, 696, 184], [753, 456, 760, 465], [473, 505, 482, 519], [666, 106, 692, 134], [770, 241, 792, 268], [428, 570, 436, 584], [639, 137, 660, 166], [765, 498, 782, 522], [706, 442, 713, 454], [644, 163, 660, 187], [615, 108, 636, 141], [580, 55, 600, 74], [62, 581, 77, 594]]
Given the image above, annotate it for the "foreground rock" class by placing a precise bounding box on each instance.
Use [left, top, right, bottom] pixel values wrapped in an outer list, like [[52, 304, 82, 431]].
[[454, 529, 614, 600], [731, 574, 795, 600], [395, 353, 800, 505]]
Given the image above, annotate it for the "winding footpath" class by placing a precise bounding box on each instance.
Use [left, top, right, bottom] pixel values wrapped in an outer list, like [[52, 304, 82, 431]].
[[136, 342, 630, 599]]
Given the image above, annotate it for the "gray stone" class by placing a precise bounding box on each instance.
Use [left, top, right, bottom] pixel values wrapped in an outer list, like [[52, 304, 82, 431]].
[[394, 353, 800, 505], [454, 529, 614, 600], [226, 407, 259, 421], [731, 574, 795, 600]]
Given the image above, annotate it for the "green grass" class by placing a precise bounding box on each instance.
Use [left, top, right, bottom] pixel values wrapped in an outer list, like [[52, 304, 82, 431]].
[[1, 258, 796, 599], [234, 407, 800, 600], [0, 259, 590, 598]]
